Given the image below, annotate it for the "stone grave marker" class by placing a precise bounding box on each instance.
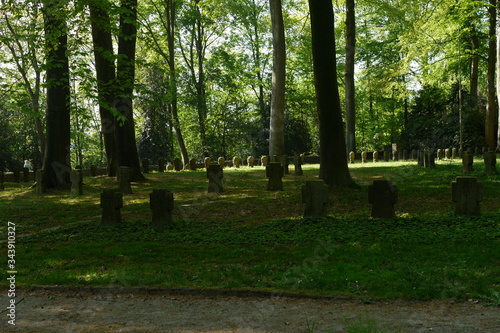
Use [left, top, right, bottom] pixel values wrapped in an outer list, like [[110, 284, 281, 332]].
[[349, 151, 355, 164], [452, 148, 458, 159], [247, 156, 255, 168], [158, 157, 166, 172], [167, 164, 174, 171], [373, 151, 379, 163], [173, 157, 182, 171], [368, 180, 398, 219], [189, 158, 197, 171], [261, 155, 268, 167], [484, 151, 497, 175], [451, 177, 482, 216], [437, 149, 444, 161], [361, 151, 367, 163], [100, 189, 123, 225], [90, 165, 98, 177], [266, 162, 284, 191], [118, 166, 132, 194], [150, 189, 174, 229], [294, 154, 303, 176], [233, 156, 242, 168], [207, 164, 224, 193], [142, 159, 150, 173], [424, 149, 435, 169], [445, 148, 451, 160], [0, 171, 4, 190], [383, 151, 389, 162], [35, 170, 45, 195], [462, 151, 474, 173], [301, 180, 329, 217], [281, 155, 289, 174], [70, 169, 83, 196], [218, 157, 225, 168], [204, 157, 211, 169]]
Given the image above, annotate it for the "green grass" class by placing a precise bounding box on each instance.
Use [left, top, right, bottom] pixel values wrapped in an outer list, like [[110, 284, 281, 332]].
[[0, 160, 499, 302]]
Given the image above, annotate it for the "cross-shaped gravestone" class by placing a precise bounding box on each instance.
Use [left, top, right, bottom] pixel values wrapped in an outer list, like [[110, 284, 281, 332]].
[[207, 164, 224, 193], [484, 151, 497, 175], [373, 151, 379, 163], [266, 162, 284, 191], [70, 169, 83, 196], [361, 151, 367, 163], [281, 155, 289, 174], [35, 170, 45, 195], [0, 171, 4, 190], [217, 157, 225, 168], [294, 154, 303, 176], [142, 159, 150, 173], [150, 189, 174, 229], [368, 180, 398, 218], [301, 180, 329, 217], [158, 157, 166, 172], [90, 165, 98, 177], [349, 151, 355, 164], [261, 155, 268, 167], [189, 158, 197, 171], [247, 156, 255, 168], [462, 151, 474, 173], [173, 157, 182, 171], [204, 157, 211, 169], [233, 156, 242, 168], [118, 166, 132, 194], [100, 189, 123, 225], [451, 177, 482, 216]]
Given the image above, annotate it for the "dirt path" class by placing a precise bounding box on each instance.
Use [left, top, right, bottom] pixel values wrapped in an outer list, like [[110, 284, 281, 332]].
[[2, 288, 499, 332]]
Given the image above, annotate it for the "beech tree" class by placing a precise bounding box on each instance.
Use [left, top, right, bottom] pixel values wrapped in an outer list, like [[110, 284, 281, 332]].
[[345, 0, 356, 154]]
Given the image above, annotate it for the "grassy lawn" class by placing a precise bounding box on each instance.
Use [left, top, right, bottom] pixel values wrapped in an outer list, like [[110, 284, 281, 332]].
[[1, 160, 499, 302]]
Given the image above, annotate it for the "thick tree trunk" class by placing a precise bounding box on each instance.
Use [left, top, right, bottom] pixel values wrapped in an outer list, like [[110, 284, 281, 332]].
[[486, 0, 497, 149], [345, 0, 356, 154], [89, 1, 118, 177], [308, 0, 353, 190], [497, 1, 500, 149], [269, 0, 286, 158], [41, 0, 71, 189], [115, 0, 144, 181]]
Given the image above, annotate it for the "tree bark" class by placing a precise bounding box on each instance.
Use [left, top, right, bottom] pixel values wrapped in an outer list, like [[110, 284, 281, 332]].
[[469, 24, 479, 105], [115, 0, 144, 181], [41, 0, 71, 188], [486, 0, 497, 149], [308, 0, 353, 190], [89, 0, 118, 177], [269, 0, 286, 158], [497, 1, 500, 149], [345, 0, 356, 154]]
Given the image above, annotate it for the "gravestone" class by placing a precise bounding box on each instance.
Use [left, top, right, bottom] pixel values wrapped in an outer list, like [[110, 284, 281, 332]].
[[373, 151, 379, 163], [217, 157, 225, 168], [204, 157, 211, 169], [142, 159, 150, 173], [189, 158, 197, 171], [281, 155, 289, 174], [35, 170, 45, 195], [452, 148, 458, 160], [462, 151, 474, 174], [70, 169, 83, 196], [424, 149, 435, 169], [301, 180, 329, 217], [392, 144, 400, 161], [22, 167, 30, 182], [173, 157, 182, 171], [247, 156, 255, 168], [361, 151, 367, 163], [207, 164, 224, 193], [90, 165, 98, 177], [118, 166, 132, 194], [349, 151, 355, 164], [266, 162, 284, 191], [167, 164, 174, 171], [261, 155, 268, 167], [158, 157, 166, 172], [368, 180, 398, 219], [445, 148, 451, 160], [150, 189, 174, 229], [294, 154, 303, 176], [437, 149, 444, 161], [233, 156, 242, 168], [451, 177, 482, 216], [484, 151, 497, 175], [383, 151, 389, 162], [100, 189, 123, 225], [0, 171, 4, 190]]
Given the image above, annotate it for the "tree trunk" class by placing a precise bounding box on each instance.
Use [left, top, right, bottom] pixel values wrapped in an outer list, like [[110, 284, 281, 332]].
[[486, 0, 497, 149], [41, 0, 71, 189], [497, 1, 500, 149], [269, 0, 286, 158], [345, 0, 356, 154], [166, 0, 189, 167], [89, 1, 118, 177], [115, 0, 144, 181], [470, 24, 479, 105], [308, 0, 353, 190]]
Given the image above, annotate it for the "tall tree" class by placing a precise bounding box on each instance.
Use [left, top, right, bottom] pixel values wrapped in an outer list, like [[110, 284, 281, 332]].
[[269, 0, 286, 158], [345, 0, 356, 154], [486, 0, 497, 149], [308, 0, 352, 190], [88, 0, 118, 176], [115, 0, 144, 180], [41, 0, 71, 188], [497, 0, 500, 148]]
